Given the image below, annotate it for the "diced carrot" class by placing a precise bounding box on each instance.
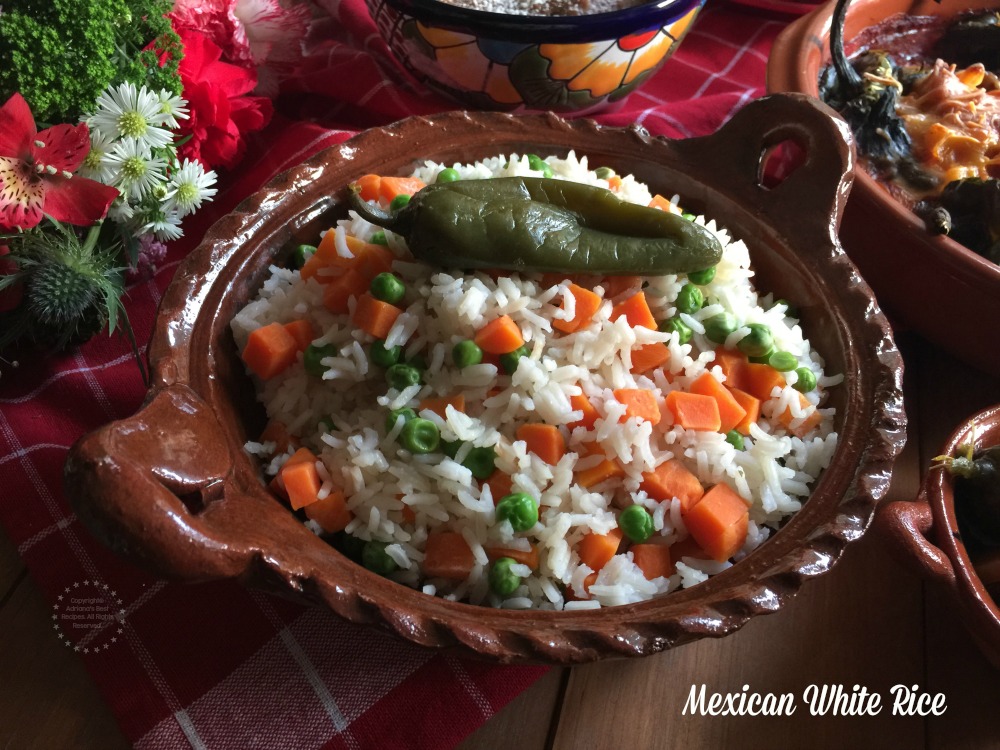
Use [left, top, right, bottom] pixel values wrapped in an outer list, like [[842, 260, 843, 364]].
[[401, 504, 417, 524], [777, 393, 824, 437], [377, 175, 425, 203], [614, 388, 661, 425], [689, 372, 748, 434], [322, 267, 368, 314], [568, 393, 600, 430], [729, 388, 761, 436], [630, 543, 673, 579], [742, 363, 787, 402], [301, 231, 360, 282], [607, 174, 623, 192], [267, 446, 315, 500], [669, 535, 712, 560], [352, 293, 402, 339], [352, 243, 396, 282], [640, 459, 705, 512], [601, 276, 641, 299], [578, 528, 623, 572], [304, 490, 352, 532], [259, 419, 298, 454], [283, 319, 315, 352], [474, 314, 525, 354], [281, 455, 322, 510], [423, 532, 475, 581], [242, 322, 299, 380], [483, 471, 513, 504], [576, 458, 625, 488], [354, 173, 382, 202], [419, 393, 466, 418], [516, 423, 566, 465], [553, 283, 602, 334], [682, 482, 750, 562], [631, 343, 671, 374], [648, 194, 679, 213], [611, 291, 657, 330], [485, 544, 540, 570], [714, 347, 749, 391], [665, 390, 721, 432]]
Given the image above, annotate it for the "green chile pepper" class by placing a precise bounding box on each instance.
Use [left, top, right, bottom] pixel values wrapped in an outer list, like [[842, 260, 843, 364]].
[[349, 177, 722, 275]]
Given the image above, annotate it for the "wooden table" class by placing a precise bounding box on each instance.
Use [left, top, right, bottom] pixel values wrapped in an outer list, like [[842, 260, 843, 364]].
[[2, 332, 997, 749]]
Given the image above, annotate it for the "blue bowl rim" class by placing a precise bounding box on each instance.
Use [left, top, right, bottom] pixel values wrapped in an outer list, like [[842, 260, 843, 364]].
[[373, 0, 705, 43]]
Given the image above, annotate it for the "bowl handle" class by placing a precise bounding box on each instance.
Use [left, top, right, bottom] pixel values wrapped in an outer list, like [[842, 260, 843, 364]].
[[668, 93, 855, 249], [877, 496, 956, 585], [65, 384, 249, 581]]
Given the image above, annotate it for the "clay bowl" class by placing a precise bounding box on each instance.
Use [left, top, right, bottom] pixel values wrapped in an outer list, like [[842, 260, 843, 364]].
[[65, 97, 906, 664], [767, 0, 1000, 376], [364, 0, 705, 113], [879, 405, 1000, 669]]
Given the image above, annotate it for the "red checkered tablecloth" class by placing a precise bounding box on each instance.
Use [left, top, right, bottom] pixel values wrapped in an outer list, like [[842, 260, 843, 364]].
[[0, 1, 794, 746]]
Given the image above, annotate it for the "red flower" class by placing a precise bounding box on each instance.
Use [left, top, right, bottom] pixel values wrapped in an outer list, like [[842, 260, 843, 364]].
[[175, 28, 273, 170], [0, 93, 119, 231]]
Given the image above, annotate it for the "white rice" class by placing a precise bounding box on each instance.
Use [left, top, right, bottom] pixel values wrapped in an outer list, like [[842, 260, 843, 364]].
[[232, 152, 840, 609]]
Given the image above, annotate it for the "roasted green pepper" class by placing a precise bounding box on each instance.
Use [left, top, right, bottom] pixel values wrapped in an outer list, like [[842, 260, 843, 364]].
[[349, 177, 722, 275]]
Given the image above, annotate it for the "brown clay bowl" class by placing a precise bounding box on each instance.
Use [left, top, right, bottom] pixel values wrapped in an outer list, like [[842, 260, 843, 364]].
[[767, 0, 1000, 376], [65, 97, 906, 664], [878, 405, 1000, 669]]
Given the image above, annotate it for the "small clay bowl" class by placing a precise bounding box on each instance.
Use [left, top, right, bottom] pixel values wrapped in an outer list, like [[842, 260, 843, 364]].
[[766, 0, 1000, 376], [364, 0, 705, 113], [65, 98, 906, 664], [878, 406, 1000, 669]]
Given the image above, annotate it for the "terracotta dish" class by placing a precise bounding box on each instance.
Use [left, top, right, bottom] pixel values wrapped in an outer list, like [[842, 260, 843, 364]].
[[767, 0, 1000, 376], [65, 98, 906, 664], [879, 405, 1000, 669]]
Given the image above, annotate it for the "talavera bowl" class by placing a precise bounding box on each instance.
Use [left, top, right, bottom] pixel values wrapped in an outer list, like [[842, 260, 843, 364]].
[[879, 405, 1000, 669], [65, 97, 906, 664], [767, 0, 1000, 376], [364, 0, 705, 113]]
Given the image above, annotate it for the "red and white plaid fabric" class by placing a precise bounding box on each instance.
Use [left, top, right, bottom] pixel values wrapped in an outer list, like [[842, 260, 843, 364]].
[[0, 2, 793, 746]]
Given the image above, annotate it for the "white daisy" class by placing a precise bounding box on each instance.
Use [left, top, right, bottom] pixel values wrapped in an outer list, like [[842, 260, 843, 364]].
[[162, 159, 218, 218], [78, 130, 117, 183], [144, 208, 184, 241], [104, 138, 166, 202], [107, 197, 136, 222], [88, 82, 173, 151], [156, 90, 189, 129]]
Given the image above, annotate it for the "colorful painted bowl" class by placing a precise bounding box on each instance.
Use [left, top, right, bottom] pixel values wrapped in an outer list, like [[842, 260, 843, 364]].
[[365, 0, 705, 113]]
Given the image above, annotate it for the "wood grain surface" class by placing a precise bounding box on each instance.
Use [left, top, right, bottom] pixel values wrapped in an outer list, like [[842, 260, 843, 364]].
[[2, 333, 998, 749]]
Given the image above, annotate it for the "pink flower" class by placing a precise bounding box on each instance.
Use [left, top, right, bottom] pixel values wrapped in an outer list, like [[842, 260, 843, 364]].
[[0, 93, 119, 231]]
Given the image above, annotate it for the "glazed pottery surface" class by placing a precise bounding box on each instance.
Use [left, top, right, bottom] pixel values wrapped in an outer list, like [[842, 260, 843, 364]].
[[66, 99, 906, 664]]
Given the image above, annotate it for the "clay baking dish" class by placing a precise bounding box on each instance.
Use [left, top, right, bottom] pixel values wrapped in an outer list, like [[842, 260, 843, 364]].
[[65, 97, 906, 664], [879, 406, 1000, 669], [767, 0, 1000, 376]]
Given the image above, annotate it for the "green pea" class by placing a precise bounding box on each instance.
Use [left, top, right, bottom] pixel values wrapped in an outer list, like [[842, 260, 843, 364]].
[[407, 354, 428, 372], [441, 439, 462, 459], [452, 340, 483, 368], [399, 417, 440, 454], [500, 344, 530, 375], [436, 167, 461, 183], [385, 407, 417, 433], [462, 446, 496, 480], [370, 272, 405, 304], [687, 266, 716, 285], [370, 340, 402, 368], [304, 343, 337, 378], [290, 243, 316, 270], [386, 363, 421, 390], [362, 541, 398, 576], [793, 367, 817, 393], [659, 316, 692, 345], [389, 194, 411, 211], [748, 347, 776, 364], [594, 166, 615, 180], [618, 504, 654, 543], [773, 298, 799, 319], [704, 312, 738, 344], [527, 154, 553, 178], [768, 351, 798, 372], [496, 492, 539, 532], [489, 557, 522, 596], [725, 430, 745, 450], [335, 533, 367, 561], [369, 231, 388, 246], [319, 416, 336, 433], [681, 212, 697, 221], [737, 323, 774, 358], [675, 283, 704, 314]]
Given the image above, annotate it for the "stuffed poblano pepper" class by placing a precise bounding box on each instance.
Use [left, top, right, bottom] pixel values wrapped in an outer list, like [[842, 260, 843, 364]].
[[348, 177, 722, 275]]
